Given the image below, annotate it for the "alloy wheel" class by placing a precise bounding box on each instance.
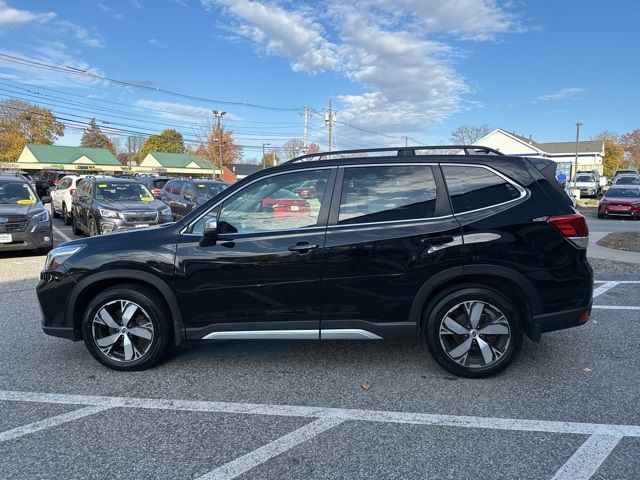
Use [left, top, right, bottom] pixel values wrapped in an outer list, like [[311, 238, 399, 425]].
[[91, 300, 154, 362], [438, 301, 511, 369]]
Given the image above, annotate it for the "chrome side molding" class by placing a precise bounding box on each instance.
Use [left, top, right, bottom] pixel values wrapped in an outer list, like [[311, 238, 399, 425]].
[[321, 329, 383, 340], [201, 328, 383, 341]]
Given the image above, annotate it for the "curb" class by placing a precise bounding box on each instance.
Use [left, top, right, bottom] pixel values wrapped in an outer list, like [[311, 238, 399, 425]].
[[588, 232, 640, 264]]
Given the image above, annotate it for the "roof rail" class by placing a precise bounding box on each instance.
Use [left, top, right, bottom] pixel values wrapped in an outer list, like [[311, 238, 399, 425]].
[[284, 145, 503, 164]]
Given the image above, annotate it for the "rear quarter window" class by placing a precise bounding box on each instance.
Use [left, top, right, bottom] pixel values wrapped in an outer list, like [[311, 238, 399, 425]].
[[443, 165, 522, 214]]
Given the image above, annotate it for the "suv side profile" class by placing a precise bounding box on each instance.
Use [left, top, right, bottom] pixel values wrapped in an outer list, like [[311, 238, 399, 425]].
[[51, 175, 85, 225], [161, 178, 229, 219], [33, 170, 67, 197], [71, 176, 173, 236], [38, 146, 593, 378]]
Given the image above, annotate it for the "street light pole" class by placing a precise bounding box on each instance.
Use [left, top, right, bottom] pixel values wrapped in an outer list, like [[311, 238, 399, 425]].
[[213, 110, 226, 178], [574, 122, 582, 188], [262, 143, 271, 169]]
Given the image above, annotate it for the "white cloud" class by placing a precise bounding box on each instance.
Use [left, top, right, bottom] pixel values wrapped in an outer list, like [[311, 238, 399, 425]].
[[536, 87, 585, 101], [97, 3, 125, 21], [0, 1, 56, 25], [135, 99, 212, 120], [57, 20, 105, 48], [147, 38, 167, 48], [207, 0, 520, 133]]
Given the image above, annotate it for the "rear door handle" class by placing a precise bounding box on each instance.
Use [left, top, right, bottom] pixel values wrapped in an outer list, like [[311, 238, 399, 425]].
[[420, 235, 454, 245], [288, 242, 319, 253]]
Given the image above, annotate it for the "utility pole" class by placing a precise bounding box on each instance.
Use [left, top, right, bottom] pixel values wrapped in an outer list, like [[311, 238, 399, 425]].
[[127, 136, 132, 168], [262, 143, 271, 168], [213, 110, 226, 178], [302, 106, 309, 149], [401, 136, 409, 147], [574, 122, 582, 188], [325, 100, 335, 152]]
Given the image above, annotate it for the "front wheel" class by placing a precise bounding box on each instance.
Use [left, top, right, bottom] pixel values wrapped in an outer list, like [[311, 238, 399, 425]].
[[62, 203, 72, 226], [72, 216, 83, 236], [88, 217, 99, 236], [82, 285, 172, 370], [598, 213, 606, 219], [424, 287, 523, 378]]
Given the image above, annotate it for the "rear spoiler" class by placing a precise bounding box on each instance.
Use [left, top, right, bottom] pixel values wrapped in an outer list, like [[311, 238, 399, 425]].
[[524, 157, 574, 210]]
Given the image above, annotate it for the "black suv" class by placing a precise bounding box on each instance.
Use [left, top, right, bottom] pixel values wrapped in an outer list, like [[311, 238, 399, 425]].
[[0, 175, 53, 253], [38, 146, 592, 377], [70, 176, 173, 236], [160, 178, 229, 219], [33, 170, 67, 197]]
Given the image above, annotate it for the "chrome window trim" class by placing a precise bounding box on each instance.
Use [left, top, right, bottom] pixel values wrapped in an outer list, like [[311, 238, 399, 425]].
[[180, 166, 335, 235], [327, 214, 454, 230], [441, 163, 528, 216]]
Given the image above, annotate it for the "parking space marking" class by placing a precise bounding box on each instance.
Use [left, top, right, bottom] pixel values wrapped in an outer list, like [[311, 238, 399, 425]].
[[593, 281, 620, 298], [0, 405, 110, 443], [197, 417, 345, 480], [592, 305, 640, 310], [551, 434, 622, 480], [1, 390, 640, 438], [52, 224, 71, 242]]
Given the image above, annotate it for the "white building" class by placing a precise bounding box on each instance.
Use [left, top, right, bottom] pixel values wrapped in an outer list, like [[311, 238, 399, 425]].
[[475, 129, 604, 176]]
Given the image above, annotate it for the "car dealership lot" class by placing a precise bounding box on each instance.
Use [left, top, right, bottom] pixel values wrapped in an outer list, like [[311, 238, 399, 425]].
[[0, 217, 639, 479]]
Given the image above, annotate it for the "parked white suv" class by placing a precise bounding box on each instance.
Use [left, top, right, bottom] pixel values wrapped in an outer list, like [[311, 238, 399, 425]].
[[51, 175, 85, 225]]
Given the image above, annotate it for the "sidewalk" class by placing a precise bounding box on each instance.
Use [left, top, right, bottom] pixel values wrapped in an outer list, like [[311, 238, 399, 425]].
[[588, 231, 640, 264]]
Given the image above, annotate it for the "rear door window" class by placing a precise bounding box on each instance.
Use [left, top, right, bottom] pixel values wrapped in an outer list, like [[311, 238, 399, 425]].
[[338, 165, 437, 224], [442, 165, 522, 214]]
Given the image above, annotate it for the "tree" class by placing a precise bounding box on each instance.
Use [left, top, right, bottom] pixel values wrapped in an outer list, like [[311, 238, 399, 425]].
[[602, 141, 625, 177], [80, 118, 115, 154], [282, 138, 305, 159], [126, 135, 146, 164], [262, 151, 280, 167], [450, 124, 491, 145], [620, 129, 640, 170], [195, 123, 243, 169], [0, 99, 65, 161], [593, 130, 620, 143], [306, 143, 320, 154], [139, 129, 185, 160]]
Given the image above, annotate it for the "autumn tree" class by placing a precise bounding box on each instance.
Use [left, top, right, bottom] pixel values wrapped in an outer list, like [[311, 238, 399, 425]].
[[195, 123, 243, 169], [139, 129, 185, 160], [262, 151, 280, 167], [80, 119, 115, 154], [0, 99, 65, 161], [620, 129, 640, 170], [450, 124, 491, 145], [306, 143, 320, 154], [602, 141, 625, 177], [282, 138, 305, 159]]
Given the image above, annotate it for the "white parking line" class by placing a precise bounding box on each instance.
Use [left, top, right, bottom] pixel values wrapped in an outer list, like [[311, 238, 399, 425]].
[[197, 417, 345, 480], [592, 306, 640, 310], [593, 281, 619, 298], [0, 405, 110, 443], [551, 434, 622, 480], [52, 224, 71, 242], [1, 390, 640, 437]]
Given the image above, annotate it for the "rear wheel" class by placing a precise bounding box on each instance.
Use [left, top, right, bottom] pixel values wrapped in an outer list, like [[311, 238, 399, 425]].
[[598, 213, 606, 219], [424, 287, 523, 378], [51, 204, 60, 218], [82, 285, 172, 370], [62, 203, 72, 225]]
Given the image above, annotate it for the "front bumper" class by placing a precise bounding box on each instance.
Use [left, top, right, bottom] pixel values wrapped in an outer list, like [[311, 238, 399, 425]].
[[38, 269, 81, 340], [99, 218, 172, 234], [0, 226, 53, 251]]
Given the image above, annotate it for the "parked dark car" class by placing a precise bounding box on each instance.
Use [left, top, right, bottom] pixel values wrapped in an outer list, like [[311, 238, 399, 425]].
[[38, 146, 592, 378], [598, 186, 640, 218], [0, 175, 52, 254], [33, 170, 67, 197], [137, 176, 173, 198], [70, 176, 173, 236], [160, 178, 228, 219]]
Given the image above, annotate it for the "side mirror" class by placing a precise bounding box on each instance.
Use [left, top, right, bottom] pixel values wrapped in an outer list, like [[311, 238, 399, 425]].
[[41, 196, 51, 204], [203, 218, 218, 239]]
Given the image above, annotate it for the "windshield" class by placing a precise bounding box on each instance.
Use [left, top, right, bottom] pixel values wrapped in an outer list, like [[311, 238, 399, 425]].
[[195, 182, 227, 199], [575, 175, 594, 182], [614, 177, 640, 185], [605, 188, 640, 198], [95, 182, 154, 201], [0, 181, 38, 205]]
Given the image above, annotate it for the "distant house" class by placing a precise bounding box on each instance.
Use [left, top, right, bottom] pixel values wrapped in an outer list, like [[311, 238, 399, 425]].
[[138, 151, 215, 176], [475, 129, 605, 176], [221, 163, 264, 183], [16, 144, 121, 171]]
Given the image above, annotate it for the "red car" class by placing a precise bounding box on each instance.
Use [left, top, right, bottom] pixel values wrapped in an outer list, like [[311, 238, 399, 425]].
[[598, 187, 640, 218], [293, 180, 317, 199], [262, 189, 310, 217]]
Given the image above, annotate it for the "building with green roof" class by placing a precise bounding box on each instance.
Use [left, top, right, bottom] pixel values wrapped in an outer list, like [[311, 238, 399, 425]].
[[16, 144, 121, 172], [139, 151, 217, 176]]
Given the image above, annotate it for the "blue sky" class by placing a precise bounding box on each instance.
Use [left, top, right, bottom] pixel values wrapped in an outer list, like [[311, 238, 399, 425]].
[[0, 0, 638, 160]]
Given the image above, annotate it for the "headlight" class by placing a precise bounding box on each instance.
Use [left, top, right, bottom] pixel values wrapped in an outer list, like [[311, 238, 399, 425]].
[[99, 208, 119, 219], [44, 245, 85, 271], [160, 206, 171, 216], [33, 210, 49, 222]]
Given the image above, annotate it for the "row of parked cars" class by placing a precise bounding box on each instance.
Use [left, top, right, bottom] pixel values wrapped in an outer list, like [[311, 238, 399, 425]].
[[596, 168, 640, 219]]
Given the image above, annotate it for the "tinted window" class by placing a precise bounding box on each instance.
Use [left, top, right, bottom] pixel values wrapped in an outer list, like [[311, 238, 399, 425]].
[[443, 165, 522, 213], [171, 180, 184, 195], [338, 165, 437, 224], [615, 177, 640, 185], [0, 181, 37, 204], [194, 181, 227, 200], [153, 179, 169, 189], [605, 188, 640, 198], [94, 181, 153, 201]]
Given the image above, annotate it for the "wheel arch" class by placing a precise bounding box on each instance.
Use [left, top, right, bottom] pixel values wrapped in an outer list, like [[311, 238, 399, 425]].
[[67, 269, 185, 346], [410, 265, 542, 342]]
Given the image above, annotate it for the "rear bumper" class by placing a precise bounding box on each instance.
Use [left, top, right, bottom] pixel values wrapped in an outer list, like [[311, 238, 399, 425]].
[[533, 303, 592, 334]]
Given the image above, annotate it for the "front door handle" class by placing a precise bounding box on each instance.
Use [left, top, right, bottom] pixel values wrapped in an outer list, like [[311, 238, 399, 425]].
[[420, 235, 454, 245], [288, 242, 319, 253]]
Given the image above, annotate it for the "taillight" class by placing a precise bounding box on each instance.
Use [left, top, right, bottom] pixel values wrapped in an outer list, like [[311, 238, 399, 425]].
[[69, 189, 75, 196], [547, 214, 589, 248], [53, 179, 60, 186]]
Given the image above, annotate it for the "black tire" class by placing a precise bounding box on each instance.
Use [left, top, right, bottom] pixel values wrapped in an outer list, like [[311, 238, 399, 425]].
[[62, 203, 72, 226], [72, 216, 83, 236], [423, 287, 523, 378], [52, 206, 60, 218], [88, 217, 99, 236], [81, 284, 173, 371], [598, 213, 606, 219], [38, 245, 53, 255]]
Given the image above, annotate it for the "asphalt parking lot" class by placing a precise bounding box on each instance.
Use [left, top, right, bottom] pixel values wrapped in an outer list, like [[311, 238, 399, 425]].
[[0, 216, 639, 479]]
